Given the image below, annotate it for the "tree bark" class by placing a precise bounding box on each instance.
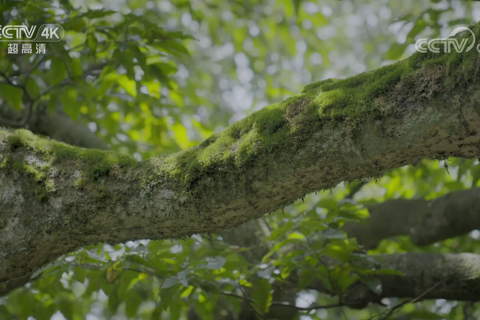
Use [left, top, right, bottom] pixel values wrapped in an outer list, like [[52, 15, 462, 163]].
[[344, 187, 480, 249], [306, 253, 480, 309], [2, 40, 480, 300]]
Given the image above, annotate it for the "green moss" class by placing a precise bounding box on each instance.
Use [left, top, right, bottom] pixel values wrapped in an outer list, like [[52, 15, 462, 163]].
[[147, 32, 480, 188], [5, 129, 139, 182], [2, 129, 139, 203], [74, 177, 87, 188], [45, 180, 54, 192], [7, 135, 22, 150], [35, 186, 47, 202], [54, 143, 138, 181], [19, 163, 46, 182], [0, 157, 8, 169], [6, 129, 54, 155], [306, 60, 416, 122]]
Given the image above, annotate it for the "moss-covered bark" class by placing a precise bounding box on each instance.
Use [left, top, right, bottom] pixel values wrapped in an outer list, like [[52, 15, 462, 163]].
[[2, 25, 480, 297]]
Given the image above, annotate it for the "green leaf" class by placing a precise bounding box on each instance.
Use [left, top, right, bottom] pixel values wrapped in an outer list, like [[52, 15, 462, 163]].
[[298, 269, 316, 289], [58, 299, 74, 320], [26, 78, 40, 98], [151, 305, 162, 320], [99, 72, 121, 95], [251, 278, 272, 315], [88, 33, 98, 53], [287, 231, 305, 240], [50, 59, 67, 85], [117, 75, 137, 98], [74, 266, 86, 283], [0, 305, 10, 318], [261, 239, 290, 263], [386, 43, 408, 60], [125, 254, 155, 269], [60, 87, 80, 120], [162, 277, 179, 289], [108, 287, 121, 313], [125, 290, 143, 317], [159, 286, 178, 311], [128, 44, 147, 68], [71, 58, 83, 78], [0, 84, 23, 110], [118, 270, 139, 298], [156, 40, 190, 56]]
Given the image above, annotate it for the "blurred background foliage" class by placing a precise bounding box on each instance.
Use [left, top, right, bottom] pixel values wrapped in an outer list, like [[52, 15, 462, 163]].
[[1, 0, 480, 319]]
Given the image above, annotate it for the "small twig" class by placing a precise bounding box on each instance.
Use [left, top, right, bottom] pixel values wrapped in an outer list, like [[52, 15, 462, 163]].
[[34, 79, 72, 100], [346, 181, 369, 199], [372, 281, 442, 320], [0, 70, 16, 87], [23, 55, 47, 86], [221, 291, 343, 311]]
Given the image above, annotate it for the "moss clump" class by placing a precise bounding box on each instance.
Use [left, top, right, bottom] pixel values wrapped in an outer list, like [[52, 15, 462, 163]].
[[45, 180, 54, 192], [34, 185, 48, 202], [7, 135, 22, 150], [54, 145, 138, 180], [407, 24, 478, 89], [5, 129, 139, 182], [0, 157, 8, 169], [0, 156, 50, 202], [303, 59, 417, 122], [2, 129, 139, 203], [74, 177, 87, 188], [6, 129, 54, 155]]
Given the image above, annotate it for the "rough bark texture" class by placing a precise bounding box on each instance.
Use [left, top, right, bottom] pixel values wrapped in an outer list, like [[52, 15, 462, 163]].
[[344, 188, 480, 249], [2, 28, 480, 301]]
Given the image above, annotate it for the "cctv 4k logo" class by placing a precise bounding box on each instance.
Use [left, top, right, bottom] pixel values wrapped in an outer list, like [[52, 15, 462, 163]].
[[0, 24, 65, 42]]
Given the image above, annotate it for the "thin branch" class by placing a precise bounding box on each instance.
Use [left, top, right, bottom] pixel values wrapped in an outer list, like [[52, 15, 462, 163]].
[[23, 55, 47, 86], [345, 181, 369, 199], [34, 79, 72, 100], [371, 281, 443, 320]]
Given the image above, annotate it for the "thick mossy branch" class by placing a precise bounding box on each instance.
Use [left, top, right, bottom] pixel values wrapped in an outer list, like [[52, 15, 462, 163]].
[[3, 128, 138, 178], [149, 26, 479, 187], [0, 129, 139, 203], [2, 23, 480, 291]]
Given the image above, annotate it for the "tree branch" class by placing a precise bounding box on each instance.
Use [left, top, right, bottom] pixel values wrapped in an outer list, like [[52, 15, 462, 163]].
[[2, 34, 480, 291], [344, 187, 480, 249], [289, 253, 480, 309]]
